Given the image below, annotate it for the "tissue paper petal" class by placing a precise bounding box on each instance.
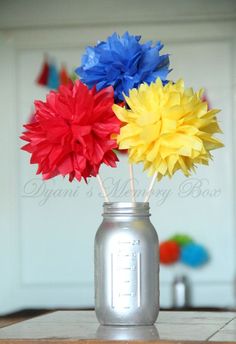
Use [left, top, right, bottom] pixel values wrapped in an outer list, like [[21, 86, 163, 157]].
[[76, 32, 170, 102], [21, 80, 120, 182], [113, 78, 223, 179]]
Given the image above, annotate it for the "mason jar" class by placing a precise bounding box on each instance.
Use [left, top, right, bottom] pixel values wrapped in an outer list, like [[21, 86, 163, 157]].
[[94, 202, 159, 325]]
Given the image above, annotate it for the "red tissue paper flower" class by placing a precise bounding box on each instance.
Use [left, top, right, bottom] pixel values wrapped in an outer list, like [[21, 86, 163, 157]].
[[21, 80, 121, 182], [160, 241, 180, 265]]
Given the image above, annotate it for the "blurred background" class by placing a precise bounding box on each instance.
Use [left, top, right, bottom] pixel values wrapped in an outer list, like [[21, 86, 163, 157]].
[[0, 0, 236, 315]]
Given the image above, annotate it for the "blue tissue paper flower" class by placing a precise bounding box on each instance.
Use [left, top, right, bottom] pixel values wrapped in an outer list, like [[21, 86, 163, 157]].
[[76, 32, 170, 102], [180, 243, 209, 268]]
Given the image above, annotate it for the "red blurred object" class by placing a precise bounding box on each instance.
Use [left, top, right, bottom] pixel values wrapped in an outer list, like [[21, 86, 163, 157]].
[[21, 80, 121, 182], [160, 240, 180, 264], [60, 64, 70, 85], [36, 57, 49, 86]]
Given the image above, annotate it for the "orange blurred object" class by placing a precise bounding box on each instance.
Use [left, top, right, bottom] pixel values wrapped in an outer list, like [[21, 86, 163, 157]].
[[60, 64, 70, 85]]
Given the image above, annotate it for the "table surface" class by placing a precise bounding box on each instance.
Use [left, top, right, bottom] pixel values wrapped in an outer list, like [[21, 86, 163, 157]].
[[0, 310, 235, 343]]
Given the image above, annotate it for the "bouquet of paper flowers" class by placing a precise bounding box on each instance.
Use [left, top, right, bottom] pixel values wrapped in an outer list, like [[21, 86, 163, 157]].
[[21, 32, 223, 203]]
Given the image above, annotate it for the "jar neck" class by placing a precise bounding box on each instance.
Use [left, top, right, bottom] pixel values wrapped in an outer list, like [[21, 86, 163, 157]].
[[102, 202, 151, 218]]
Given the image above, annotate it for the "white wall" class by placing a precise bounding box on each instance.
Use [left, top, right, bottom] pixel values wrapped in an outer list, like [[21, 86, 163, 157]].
[[0, 0, 236, 29], [0, 0, 236, 314]]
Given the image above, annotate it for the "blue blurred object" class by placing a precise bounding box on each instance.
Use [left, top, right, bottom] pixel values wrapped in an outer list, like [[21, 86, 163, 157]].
[[180, 243, 209, 268], [76, 32, 170, 102], [47, 63, 59, 89]]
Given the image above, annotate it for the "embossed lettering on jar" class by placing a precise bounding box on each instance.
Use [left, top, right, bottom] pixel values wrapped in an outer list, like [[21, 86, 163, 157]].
[[95, 202, 159, 325]]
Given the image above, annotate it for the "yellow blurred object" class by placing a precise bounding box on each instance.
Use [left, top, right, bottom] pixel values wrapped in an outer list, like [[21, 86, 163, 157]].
[[113, 78, 223, 180]]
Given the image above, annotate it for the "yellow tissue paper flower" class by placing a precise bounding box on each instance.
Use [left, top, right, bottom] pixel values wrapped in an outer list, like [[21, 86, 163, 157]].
[[113, 78, 223, 180]]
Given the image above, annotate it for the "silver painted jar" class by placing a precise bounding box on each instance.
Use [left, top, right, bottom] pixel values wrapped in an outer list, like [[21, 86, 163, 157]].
[[95, 202, 159, 325]]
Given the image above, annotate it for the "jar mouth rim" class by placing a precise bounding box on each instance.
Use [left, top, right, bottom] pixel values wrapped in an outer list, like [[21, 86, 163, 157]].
[[103, 202, 149, 207], [103, 202, 150, 216]]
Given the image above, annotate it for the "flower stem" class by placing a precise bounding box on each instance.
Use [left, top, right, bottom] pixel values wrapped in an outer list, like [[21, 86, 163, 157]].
[[129, 164, 136, 203], [144, 172, 158, 203], [97, 174, 109, 202]]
